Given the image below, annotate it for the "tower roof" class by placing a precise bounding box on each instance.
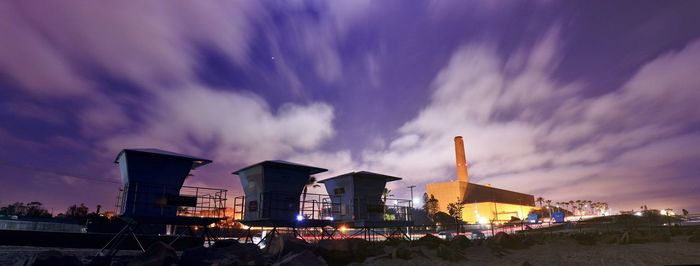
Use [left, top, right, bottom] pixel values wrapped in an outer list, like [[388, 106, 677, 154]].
[[232, 160, 327, 175], [114, 148, 212, 169], [318, 171, 402, 183]]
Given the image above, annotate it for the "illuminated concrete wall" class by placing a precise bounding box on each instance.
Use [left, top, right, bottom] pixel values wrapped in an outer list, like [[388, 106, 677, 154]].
[[426, 181, 534, 224], [461, 202, 535, 223], [426, 180, 467, 212]]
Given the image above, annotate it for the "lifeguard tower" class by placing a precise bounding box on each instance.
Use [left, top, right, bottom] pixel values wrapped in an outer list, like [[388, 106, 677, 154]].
[[233, 160, 338, 242], [319, 171, 413, 240], [96, 149, 227, 259]]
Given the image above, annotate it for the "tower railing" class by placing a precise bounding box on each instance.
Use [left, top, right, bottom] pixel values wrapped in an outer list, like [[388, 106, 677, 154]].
[[116, 182, 227, 219], [233, 192, 340, 221]]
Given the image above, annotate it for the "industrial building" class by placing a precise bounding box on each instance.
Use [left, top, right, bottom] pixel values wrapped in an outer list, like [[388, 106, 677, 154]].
[[425, 136, 535, 224]]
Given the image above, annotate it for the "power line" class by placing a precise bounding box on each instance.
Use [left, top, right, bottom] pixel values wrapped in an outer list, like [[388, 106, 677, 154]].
[[0, 160, 120, 184]]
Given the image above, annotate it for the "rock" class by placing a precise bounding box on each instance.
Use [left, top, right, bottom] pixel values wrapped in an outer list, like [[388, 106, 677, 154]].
[[393, 243, 412, 260], [315, 238, 385, 265], [316, 239, 353, 266], [351, 240, 385, 259], [450, 235, 471, 249], [24, 250, 83, 266], [383, 238, 409, 247], [492, 232, 524, 249], [689, 231, 700, 243], [573, 233, 597, 245], [363, 253, 392, 263], [617, 231, 646, 245], [647, 232, 671, 243], [267, 235, 314, 257], [181, 241, 266, 266], [211, 239, 242, 249], [521, 261, 533, 266], [127, 241, 178, 266], [436, 244, 466, 262], [416, 234, 444, 249], [273, 250, 327, 266], [317, 239, 350, 252], [600, 233, 621, 244]]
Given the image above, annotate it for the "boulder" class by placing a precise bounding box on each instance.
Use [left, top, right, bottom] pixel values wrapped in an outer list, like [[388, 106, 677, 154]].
[[393, 243, 412, 260], [349, 239, 385, 259], [383, 237, 409, 247], [211, 239, 242, 249], [573, 233, 597, 245], [273, 250, 327, 266], [600, 233, 621, 244], [492, 232, 524, 249], [316, 239, 353, 266], [24, 250, 83, 266], [689, 230, 700, 243], [127, 241, 178, 266], [450, 235, 471, 249], [646, 231, 671, 243], [617, 231, 646, 244], [436, 244, 466, 262], [181, 241, 266, 265], [315, 238, 385, 265], [267, 235, 314, 257], [317, 239, 350, 253], [415, 234, 444, 249]]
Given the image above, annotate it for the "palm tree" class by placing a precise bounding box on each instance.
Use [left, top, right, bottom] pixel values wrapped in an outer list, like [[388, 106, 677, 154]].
[[300, 176, 320, 218], [382, 188, 395, 217], [586, 200, 593, 214], [536, 197, 544, 208], [575, 200, 582, 215], [382, 188, 394, 204], [563, 202, 570, 213], [545, 200, 552, 217]]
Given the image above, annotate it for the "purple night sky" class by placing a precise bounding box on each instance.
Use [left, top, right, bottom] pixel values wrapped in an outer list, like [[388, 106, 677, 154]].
[[1, 1, 699, 214]]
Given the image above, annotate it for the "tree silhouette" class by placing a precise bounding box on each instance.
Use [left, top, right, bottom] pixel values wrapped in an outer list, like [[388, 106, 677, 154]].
[[536, 197, 544, 207], [447, 197, 464, 223], [300, 176, 320, 218], [426, 194, 439, 221], [66, 203, 89, 217], [1, 202, 50, 217]]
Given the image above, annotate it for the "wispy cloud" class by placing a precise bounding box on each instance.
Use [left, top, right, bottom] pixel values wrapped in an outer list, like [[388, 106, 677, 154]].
[[291, 31, 700, 211]]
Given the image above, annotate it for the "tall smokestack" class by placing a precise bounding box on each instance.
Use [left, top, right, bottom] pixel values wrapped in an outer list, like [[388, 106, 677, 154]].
[[454, 136, 469, 183]]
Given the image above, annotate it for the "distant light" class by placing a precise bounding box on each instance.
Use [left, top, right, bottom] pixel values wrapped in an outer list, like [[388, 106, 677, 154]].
[[394, 200, 399, 205], [413, 198, 420, 205], [340, 225, 347, 232], [660, 209, 667, 215], [477, 217, 489, 225], [635, 211, 643, 216], [296, 214, 304, 221], [328, 217, 334, 221]]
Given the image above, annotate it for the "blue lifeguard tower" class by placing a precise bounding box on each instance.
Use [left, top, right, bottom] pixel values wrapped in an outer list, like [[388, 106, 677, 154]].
[[233, 160, 329, 225], [319, 171, 413, 240], [96, 149, 227, 260]]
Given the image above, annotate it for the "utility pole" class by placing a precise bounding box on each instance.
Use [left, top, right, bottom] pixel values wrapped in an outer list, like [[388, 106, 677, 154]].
[[407, 185, 416, 209], [407, 185, 416, 241]]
